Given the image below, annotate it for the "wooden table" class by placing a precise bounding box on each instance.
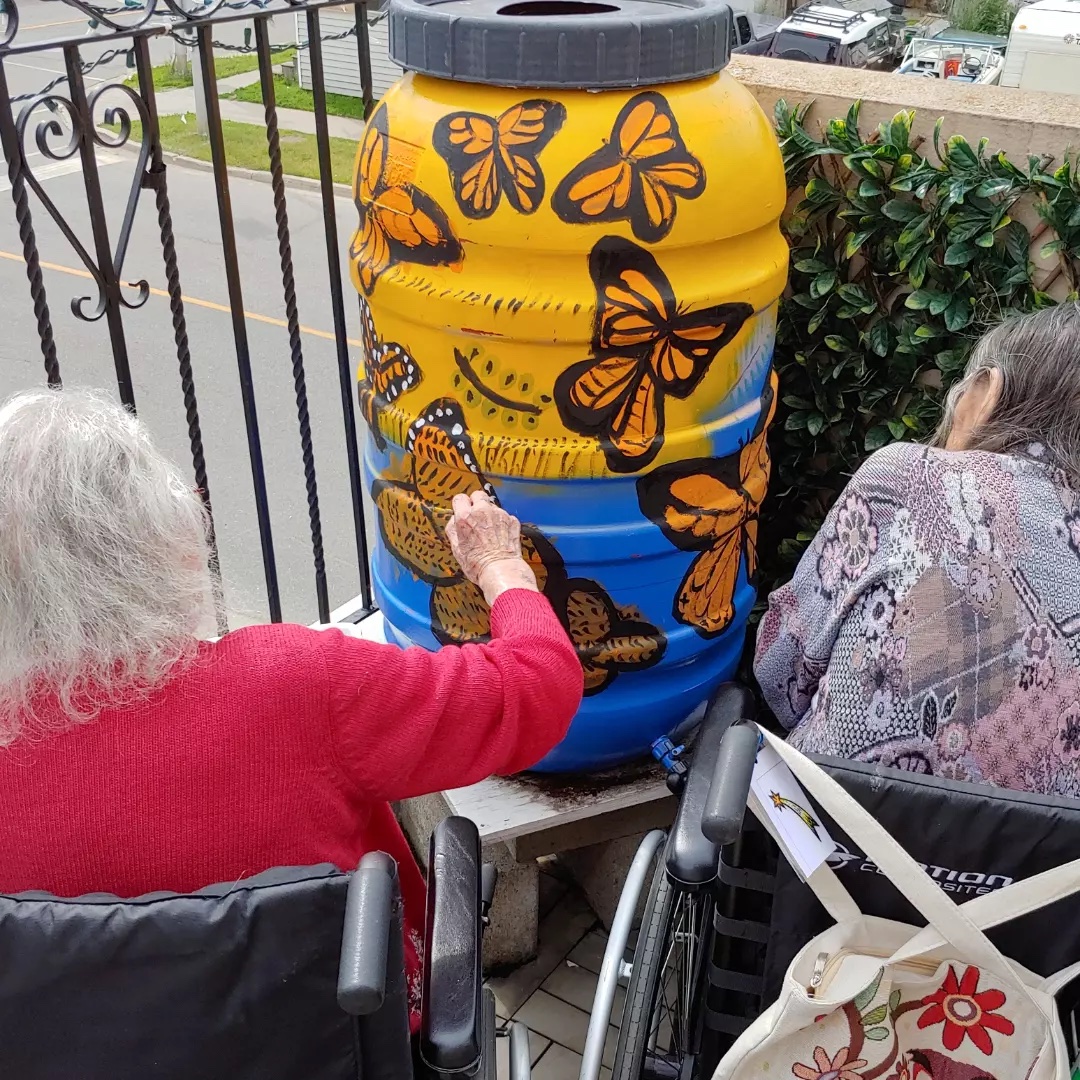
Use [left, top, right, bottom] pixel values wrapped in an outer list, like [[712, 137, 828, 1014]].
[[396, 761, 676, 969]]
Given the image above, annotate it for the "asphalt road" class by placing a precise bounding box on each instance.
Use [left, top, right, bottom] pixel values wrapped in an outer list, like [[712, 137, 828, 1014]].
[[3, 0, 296, 102], [0, 114, 376, 627]]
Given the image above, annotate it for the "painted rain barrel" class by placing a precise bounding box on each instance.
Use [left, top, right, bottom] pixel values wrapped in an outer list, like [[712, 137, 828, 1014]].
[[349, 0, 788, 772]]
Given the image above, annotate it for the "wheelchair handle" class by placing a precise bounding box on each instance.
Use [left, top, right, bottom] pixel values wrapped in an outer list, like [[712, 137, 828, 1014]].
[[701, 722, 759, 847]]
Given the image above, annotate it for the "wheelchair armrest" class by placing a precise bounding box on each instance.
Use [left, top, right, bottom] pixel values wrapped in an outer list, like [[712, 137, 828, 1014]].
[[338, 851, 399, 1016], [420, 816, 484, 1076], [665, 683, 757, 886], [701, 720, 759, 846]]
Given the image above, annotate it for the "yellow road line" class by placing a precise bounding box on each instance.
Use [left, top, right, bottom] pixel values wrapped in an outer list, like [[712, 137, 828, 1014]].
[[0, 248, 361, 347], [22, 16, 94, 29]]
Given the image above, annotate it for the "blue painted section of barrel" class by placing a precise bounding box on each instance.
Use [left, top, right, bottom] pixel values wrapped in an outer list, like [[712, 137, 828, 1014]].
[[366, 338, 774, 773]]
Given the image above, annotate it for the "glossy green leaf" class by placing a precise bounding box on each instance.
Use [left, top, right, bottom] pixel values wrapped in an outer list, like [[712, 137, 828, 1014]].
[[944, 242, 977, 266], [865, 425, 891, 451], [867, 320, 892, 358], [929, 292, 951, 316], [905, 289, 934, 310], [945, 297, 973, 331], [807, 413, 826, 437], [883, 199, 922, 222], [811, 271, 838, 299]]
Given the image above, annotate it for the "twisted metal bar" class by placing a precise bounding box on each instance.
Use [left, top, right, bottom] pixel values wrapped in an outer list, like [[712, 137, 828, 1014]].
[[134, 34, 227, 633], [254, 14, 329, 624], [0, 59, 61, 386]]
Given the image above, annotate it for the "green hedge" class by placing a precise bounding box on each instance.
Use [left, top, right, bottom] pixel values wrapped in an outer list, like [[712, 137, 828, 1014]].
[[758, 100, 1080, 601]]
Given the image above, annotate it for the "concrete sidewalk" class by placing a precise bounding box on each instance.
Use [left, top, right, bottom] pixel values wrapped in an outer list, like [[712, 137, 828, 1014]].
[[155, 70, 366, 142]]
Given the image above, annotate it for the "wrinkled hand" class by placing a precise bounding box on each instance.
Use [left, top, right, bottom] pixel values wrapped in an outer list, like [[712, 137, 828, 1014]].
[[446, 491, 538, 605]]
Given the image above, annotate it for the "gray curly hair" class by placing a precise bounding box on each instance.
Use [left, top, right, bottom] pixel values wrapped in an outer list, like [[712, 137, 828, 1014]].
[[934, 302, 1080, 483], [0, 387, 215, 742]]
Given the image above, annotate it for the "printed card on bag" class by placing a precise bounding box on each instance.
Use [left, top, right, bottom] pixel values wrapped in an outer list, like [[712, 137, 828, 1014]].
[[750, 740, 836, 880]]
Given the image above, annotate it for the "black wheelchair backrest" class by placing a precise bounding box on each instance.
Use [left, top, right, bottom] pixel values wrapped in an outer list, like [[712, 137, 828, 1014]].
[[0, 865, 365, 1080], [765, 758, 1080, 993]]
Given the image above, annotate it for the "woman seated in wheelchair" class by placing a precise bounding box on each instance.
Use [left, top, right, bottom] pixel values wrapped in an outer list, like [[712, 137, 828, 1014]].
[[756, 302, 1080, 796], [0, 388, 583, 1025]]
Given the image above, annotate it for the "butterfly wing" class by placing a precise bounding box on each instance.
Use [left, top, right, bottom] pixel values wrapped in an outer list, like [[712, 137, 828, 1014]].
[[551, 92, 704, 242], [433, 111, 502, 219], [354, 107, 462, 290], [359, 294, 378, 363], [372, 477, 459, 584], [431, 579, 492, 645], [351, 111, 393, 296], [562, 580, 666, 694], [637, 456, 749, 637], [738, 369, 778, 510], [521, 523, 565, 597], [374, 185, 463, 269], [407, 398, 497, 508], [493, 99, 566, 215], [675, 528, 743, 636], [554, 238, 674, 472], [737, 370, 778, 585]]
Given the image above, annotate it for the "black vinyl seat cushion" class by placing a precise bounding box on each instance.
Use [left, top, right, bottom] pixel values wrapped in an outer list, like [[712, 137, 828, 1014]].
[[0, 865, 360, 1080], [763, 758, 1080, 1000]]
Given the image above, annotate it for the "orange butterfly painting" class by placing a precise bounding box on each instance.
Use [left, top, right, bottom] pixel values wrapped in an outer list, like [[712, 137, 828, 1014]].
[[351, 105, 463, 295], [430, 520, 666, 696], [551, 91, 704, 244], [372, 397, 495, 586], [560, 580, 666, 694], [554, 236, 754, 474], [358, 295, 422, 452], [433, 100, 566, 219], [636, 372, 778, 638]]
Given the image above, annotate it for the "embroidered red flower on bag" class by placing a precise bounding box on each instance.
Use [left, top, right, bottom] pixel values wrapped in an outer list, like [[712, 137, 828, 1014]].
[[792, 1046, 868, 1080], [917, 965, 1015, 1055]]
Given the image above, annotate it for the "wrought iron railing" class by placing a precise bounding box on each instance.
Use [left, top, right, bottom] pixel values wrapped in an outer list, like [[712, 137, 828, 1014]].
[[0, 0, 379, 628]]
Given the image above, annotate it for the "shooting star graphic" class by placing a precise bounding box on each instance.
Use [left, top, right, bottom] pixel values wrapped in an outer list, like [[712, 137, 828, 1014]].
[[769, 791, 822, 840]]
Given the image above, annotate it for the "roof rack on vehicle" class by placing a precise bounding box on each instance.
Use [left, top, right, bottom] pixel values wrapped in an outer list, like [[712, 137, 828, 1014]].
[[787, 6, 868, 29]]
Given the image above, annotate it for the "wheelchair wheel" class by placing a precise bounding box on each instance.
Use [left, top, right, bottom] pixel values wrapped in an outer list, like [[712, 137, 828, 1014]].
[[611, 848, 715, 1080]]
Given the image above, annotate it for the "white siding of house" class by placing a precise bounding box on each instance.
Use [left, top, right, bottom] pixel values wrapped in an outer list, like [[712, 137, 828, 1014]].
[[296, 8, 403, 101]]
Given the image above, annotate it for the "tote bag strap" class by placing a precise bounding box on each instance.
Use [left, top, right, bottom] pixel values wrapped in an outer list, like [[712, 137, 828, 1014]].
[[746, 783, 864, 924], [762, 731, 1041, 1004], [891, 855, 1080, 968]]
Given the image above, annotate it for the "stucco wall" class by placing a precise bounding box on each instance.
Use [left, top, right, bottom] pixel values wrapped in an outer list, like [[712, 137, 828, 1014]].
[[729, 55, 1080, 299], [729, 54, 1080, 163]]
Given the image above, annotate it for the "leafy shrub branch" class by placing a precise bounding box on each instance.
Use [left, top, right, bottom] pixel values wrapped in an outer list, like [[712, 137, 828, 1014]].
[[760, 99, 1080, 598]]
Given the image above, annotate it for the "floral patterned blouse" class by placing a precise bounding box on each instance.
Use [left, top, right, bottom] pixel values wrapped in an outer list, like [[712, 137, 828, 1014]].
[[755, 440, 1080, 796]]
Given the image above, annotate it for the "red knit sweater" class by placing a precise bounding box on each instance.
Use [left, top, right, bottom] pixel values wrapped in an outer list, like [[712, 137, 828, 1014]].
[[0, 588, 582, 1021]]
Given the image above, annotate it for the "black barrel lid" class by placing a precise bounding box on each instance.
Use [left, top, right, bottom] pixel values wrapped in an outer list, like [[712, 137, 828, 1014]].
[[387, 0, 733, 88]]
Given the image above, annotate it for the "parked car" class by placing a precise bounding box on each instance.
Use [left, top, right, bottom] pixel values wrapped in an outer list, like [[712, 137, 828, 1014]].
[[1000, 0, 1080, 94], [766, 2, 900, 67], [731, 9, 779, 54]]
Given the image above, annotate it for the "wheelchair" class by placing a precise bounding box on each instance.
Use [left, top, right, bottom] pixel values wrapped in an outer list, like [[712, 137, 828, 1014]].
[[581, 683, 1080, 1080], [0, 816, 529, 1080]]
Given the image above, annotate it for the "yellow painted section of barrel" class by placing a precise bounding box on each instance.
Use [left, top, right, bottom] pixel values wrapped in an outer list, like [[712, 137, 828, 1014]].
[[352, 69, 787, 771]]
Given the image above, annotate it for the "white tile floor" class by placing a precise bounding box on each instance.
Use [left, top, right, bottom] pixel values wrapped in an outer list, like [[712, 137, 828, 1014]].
[[486, 866, 633, 1080]]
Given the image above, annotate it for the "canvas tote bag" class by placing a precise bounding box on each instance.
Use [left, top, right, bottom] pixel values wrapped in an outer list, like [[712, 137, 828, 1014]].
[[712, 730, 1080, 1080]]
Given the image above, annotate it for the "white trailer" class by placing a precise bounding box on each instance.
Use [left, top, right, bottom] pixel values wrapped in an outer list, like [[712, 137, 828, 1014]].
[[1000, 0, 1080, 94]]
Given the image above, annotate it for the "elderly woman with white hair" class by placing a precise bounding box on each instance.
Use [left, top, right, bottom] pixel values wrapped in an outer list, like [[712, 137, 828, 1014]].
[[756, 301, 1080, 796], [0, 387, 582, 1024]]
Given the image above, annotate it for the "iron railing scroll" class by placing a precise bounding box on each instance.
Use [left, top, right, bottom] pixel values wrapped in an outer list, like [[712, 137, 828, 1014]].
[[0, 0, 379, 629]]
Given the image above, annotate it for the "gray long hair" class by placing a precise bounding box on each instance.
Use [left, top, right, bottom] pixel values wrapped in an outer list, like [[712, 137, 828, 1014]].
[[934, 302, 1080, 483], [0, 388, 215, 743]]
